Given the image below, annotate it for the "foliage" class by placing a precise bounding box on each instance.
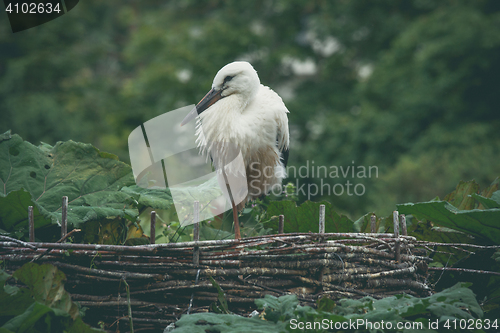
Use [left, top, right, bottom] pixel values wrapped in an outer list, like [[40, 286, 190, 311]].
[[395, 179, 500, 319], [398, 179, 500, 244], [0, 263, 102, 332], [0, 131, 139, 241], [168, 283, 484, 333], [266, 200, 354, 234], [208, 277, 231, 315], [1, 1, 499, 219]]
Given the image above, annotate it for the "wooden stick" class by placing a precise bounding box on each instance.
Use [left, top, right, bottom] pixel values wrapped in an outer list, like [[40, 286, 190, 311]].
[[30, 229, 81, 262], [61, 196, 68, 239], [393, 211, 400, 262], [28, 206, 35, 242], [150, 211, 156, 245], [278, 215, 284, 234], [428, 267, 500, 276], [319, 204, 325, 234], [370, 214, 376, 233], [317, 205, 327, 286], [193, 201, 200, 266], [0, 236, 37, 250], [399, 214, 407, 236]]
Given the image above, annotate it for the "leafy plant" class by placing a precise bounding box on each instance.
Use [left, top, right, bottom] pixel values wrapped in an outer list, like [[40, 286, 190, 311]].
[[396, 178, 500, 319], [265, 200, 355, 234], [0, 262, 102, 332], [0, 131, 138, 241], [168, 283, 484, 333], [208, 277, 231, 315], [0, 131, 174, 244], [397, 179, 500, 244]]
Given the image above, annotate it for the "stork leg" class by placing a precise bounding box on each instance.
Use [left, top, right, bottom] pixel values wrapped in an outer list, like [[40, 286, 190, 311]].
[[222, 170, 241, 240], [231, 199, 241, 239]]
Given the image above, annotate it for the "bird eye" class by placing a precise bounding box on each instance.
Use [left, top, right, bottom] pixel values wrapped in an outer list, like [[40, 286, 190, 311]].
[[223, 75, 234, 84]]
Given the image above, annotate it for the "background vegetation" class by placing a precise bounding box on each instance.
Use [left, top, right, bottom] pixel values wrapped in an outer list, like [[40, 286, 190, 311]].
[[1, 0, 498, 218], [1, 2, 500, 331]]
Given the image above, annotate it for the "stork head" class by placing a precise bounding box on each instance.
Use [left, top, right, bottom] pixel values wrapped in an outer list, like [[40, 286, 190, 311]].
[[181, 61, 260, 126]]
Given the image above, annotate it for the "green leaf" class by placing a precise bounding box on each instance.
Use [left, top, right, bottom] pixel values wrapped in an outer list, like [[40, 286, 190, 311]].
[[353, 212, 391, 233], [0, 130, 12, 143], [121, 185, 173, 210], [0, 270, 34, 319], [397, 201, 500, 244], [169, 313, 288, 333], [266, 200, 354, 233], [471, 193, 500, 209], [199, 225, 233, 241], [316, 296, 336, 313], [13, 263, 79, 320], [426, 283, 482, 320], [208, 277, 230, 314], [491, 190, 500, 206], [0, 264, 102, 332], [2, 302, 55, 332], [0, 189, 52, 235], [480, 177, 500, 200], [443, 180, 480, 210], [0, 134, 138, 233], [255, 294, 299, 323]]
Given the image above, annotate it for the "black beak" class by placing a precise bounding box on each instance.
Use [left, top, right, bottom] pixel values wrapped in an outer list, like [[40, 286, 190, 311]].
[[181, 88, 224, 126]]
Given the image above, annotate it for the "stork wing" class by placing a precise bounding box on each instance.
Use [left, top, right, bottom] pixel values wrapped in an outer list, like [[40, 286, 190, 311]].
[[276, 105, 290, 168]]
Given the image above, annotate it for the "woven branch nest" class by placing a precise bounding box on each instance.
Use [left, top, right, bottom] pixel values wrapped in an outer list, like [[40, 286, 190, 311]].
[[1, 232, 431, 332]]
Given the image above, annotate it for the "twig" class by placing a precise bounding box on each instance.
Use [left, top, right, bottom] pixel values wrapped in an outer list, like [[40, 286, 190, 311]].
[[429, 267, 500, 276], [31, 229, 81, 262], [0, 236, 37, 250]]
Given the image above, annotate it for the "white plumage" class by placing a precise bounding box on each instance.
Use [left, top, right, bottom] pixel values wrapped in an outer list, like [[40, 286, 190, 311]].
[[181, 61, 290, 238]]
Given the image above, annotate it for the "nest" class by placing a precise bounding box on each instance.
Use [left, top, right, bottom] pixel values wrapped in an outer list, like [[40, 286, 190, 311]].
[[1, 231, 431, 332]]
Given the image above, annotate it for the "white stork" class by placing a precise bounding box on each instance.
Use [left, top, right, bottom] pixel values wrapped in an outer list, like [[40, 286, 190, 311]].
[[181, 61, 290, 239]]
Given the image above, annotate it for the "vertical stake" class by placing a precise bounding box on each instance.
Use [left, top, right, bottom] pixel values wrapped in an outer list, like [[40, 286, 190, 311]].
[[28, 206, 35, 242], [399, 214, 407, 236], [370, 214, 376, 233], [399, 214, 408, 236], [61, 196, 68, 240], [193, 201, 200, 266], [319, 204, 325, 234], [278, 215, 284, 234], [393, 211, 400, 262], [150, 211, 156, 244], [318, 204, 326, 288]]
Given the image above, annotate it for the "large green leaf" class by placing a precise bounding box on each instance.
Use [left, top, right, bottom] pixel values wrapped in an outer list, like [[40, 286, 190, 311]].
[[0, 270, 34, 319], [397, 201, 500, 244], [0, 263, 102, 332], [121, 185, 173, 210], [471, 193, 500, 210], [443, 180, 480, 210], [13, 263, 79, 319], [266, 200, 354, 233], [0, 133, 137, 232], [0, 189, 51, 235], [353, 212, 392, 233], [169, 312, 288, 333]]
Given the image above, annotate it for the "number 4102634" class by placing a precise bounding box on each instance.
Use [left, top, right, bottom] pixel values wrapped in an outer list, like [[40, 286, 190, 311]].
[[443, 318, 498, 330], [5, 2, 61, 14]]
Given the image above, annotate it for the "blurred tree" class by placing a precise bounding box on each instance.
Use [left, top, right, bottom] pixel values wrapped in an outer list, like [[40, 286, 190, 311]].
[[1, 0, 498, 218]]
